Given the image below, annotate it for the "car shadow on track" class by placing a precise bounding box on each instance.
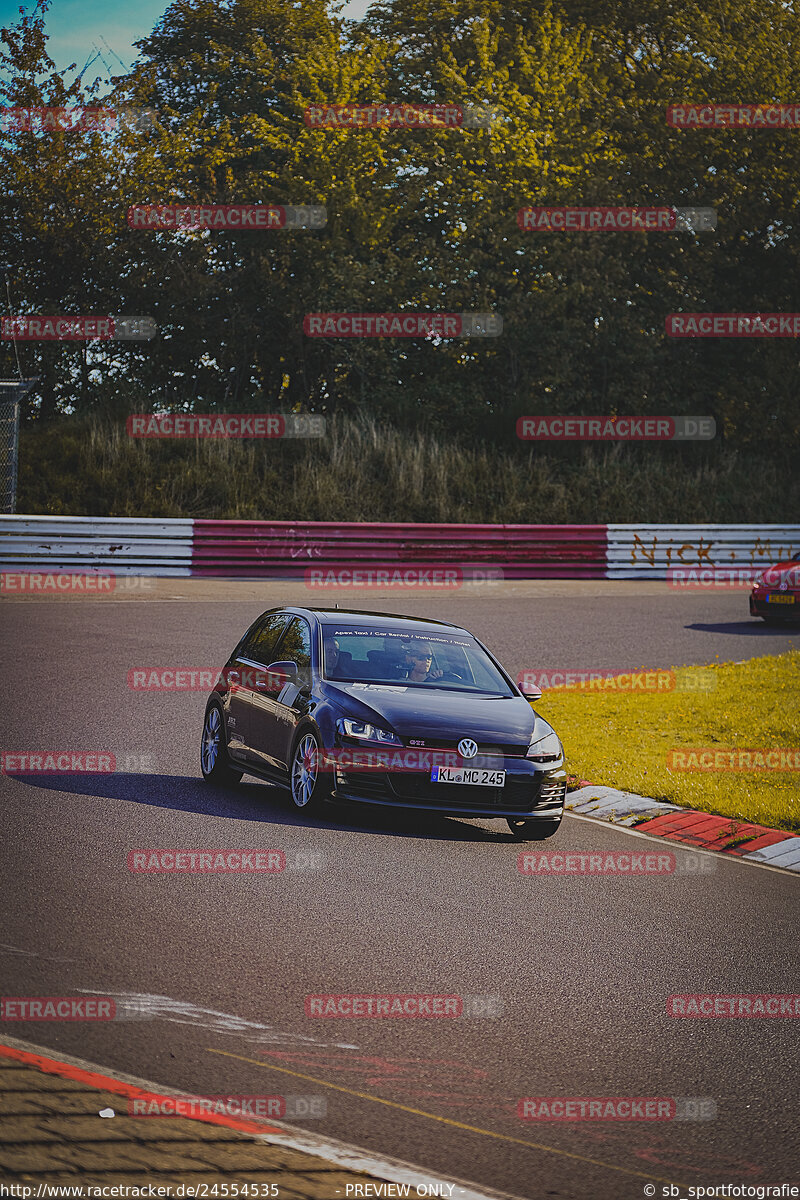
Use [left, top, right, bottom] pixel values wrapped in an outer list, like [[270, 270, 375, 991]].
[[686, 621, 800, 637], [8, 771, 519, 842]]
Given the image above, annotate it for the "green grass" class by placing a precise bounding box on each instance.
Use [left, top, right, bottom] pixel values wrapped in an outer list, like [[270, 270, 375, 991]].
[[19, 411, 800, 522], [542, 652, 800, 832]]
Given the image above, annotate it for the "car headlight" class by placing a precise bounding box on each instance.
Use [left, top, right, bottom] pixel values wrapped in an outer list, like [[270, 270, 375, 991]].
[[337, 718, 402, 745], [526, 731, 563, 762]]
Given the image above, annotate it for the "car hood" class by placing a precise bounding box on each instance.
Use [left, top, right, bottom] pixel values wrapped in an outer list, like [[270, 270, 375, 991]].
[[755, 561, 800, 589], [325, 682, 548, 745]]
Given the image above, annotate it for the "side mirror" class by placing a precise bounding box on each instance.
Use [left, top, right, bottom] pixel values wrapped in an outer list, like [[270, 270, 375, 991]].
[[522, 686, 542, 704]]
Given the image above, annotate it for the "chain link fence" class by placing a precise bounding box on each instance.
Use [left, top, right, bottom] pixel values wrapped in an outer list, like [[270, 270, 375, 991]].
[[0, 380, 36, 514]]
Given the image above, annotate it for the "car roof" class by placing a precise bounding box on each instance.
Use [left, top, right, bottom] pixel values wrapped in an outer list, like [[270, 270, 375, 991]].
[[280, 606, 471, 635]]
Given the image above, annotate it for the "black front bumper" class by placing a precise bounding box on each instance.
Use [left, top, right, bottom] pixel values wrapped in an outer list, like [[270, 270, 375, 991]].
[[329, 759, 567, 819]]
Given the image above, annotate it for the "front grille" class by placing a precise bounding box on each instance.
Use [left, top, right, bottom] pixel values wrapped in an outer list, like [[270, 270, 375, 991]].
[[413, 740, 529, 759], [389, 773, 539, 811]]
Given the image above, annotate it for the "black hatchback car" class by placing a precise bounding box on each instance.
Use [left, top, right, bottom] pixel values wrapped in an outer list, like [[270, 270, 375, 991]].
[[200, 607, 566, 840]]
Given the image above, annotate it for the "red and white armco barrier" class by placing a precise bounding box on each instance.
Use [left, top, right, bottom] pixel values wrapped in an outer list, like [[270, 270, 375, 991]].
[[0, 518, 797, 579]]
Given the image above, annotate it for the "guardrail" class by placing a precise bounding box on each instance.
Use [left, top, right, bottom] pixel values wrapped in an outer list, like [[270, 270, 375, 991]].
[[606, 524, 800, 579], [191, 521, 607, 578], [0, 517, 797, 579], [0, 516, 194, 575]]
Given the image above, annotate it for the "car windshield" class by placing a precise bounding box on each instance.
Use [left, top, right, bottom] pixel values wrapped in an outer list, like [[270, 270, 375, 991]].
[[321, 626, 514, 695]]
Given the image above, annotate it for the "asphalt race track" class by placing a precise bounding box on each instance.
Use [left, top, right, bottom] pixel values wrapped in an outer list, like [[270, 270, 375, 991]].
[[1, 581, 799, 1199]]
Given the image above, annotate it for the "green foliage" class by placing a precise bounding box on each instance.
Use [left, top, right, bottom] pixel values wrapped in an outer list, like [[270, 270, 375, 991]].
[[1, 0, 799, 498], [18, 413, 799, 522]]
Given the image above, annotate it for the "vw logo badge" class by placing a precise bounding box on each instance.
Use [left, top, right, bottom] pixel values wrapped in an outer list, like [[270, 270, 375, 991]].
[[458, 738, 478, 759]]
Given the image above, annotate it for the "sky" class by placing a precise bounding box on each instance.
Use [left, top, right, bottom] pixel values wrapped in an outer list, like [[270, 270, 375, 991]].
[[0, 0, 373, 82]]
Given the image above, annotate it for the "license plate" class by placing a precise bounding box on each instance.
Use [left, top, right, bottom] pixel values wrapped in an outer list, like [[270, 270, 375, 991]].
[[767, 594, 795, 604], [431, 767, 506, 787]]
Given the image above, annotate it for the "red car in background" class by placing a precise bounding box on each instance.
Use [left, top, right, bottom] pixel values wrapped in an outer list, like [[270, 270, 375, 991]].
[[750, 560, 800, 623]]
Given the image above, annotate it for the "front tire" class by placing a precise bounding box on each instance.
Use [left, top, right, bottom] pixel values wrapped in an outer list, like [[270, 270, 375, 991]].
[[506, 817, 561, 842], [290, 729, 331, 813], [201, 702, 243, 786]]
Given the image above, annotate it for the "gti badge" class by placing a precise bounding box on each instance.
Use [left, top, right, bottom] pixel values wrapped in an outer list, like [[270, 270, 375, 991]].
[[458, 738, 478, 759]]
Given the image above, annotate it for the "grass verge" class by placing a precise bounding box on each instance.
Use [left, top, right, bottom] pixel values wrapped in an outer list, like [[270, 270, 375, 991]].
[[18, 411, 799, 522], [542, 652, 800, 833]]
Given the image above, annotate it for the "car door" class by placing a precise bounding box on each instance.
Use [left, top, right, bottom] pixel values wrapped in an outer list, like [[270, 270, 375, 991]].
[[248, 616, 313, 774], [226, 613, 290, 760]]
